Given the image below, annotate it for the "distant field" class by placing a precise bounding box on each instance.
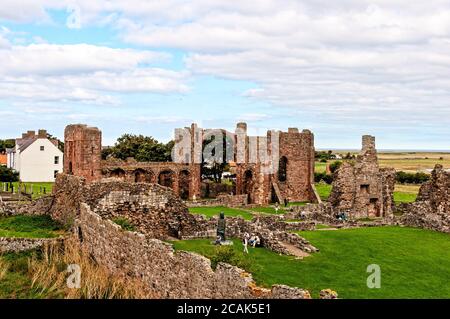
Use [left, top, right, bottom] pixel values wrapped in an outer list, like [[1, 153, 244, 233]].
[[378, 153, 450, 173], [316, 152, 450, 173]]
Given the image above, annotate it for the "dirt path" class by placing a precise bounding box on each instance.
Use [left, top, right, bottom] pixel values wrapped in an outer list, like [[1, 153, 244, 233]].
[[279, 242, 310, 259]]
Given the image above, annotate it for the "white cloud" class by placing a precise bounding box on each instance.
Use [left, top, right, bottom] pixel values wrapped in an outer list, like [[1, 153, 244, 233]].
[[0, 43, 188, 104], [237, 113, 270, 122], [1, 1, 450, 146]]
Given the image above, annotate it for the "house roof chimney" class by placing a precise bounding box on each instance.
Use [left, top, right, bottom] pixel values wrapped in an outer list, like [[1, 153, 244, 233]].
[[38, 129, 47, 138]]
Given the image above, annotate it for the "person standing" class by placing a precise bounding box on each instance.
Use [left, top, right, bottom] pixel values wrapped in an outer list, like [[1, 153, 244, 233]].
[[242, 232, 250, 254]]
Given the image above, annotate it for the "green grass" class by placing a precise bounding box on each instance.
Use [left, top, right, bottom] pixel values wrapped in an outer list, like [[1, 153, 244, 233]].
[[0, 250, 62, 299], [189, 206, 254, 220], [9, 182, 54, 199], [172, 227, 450, 298], [0, 215, 63, 238], [394, 192, 417, 204], [315, 183, 332, 201], [247, 206, 285, 215], [315, 162, 327, 173]]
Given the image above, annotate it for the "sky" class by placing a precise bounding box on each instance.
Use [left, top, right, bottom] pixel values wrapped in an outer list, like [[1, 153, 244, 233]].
[[0, 0, 449, 150]]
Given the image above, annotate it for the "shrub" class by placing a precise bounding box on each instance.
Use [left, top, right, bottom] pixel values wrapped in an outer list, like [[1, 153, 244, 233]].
[[112, 217, 136, 232], [314, 172, 333, 184], [0, 166, 19, 182], [396, 171, 430, 184], [329, 161, 343, 173], [210, 245, 252, 271]]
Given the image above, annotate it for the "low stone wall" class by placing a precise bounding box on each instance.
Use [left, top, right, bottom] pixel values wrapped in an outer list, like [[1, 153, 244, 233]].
[[0, 196, 53, 217], [187, 194, 248, 207], [76, 203, 311, 299], [0, 237, 61, 253]]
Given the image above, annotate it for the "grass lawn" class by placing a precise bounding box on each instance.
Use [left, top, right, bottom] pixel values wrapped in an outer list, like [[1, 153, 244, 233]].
[[0, 215, 64, 238], [189, 206, 254, 220], [315, 162, 327, 173], [172, 226, 450, 298], [394, 192, 417, 204], [315, 183, 332, 201], [394, 184, 420, 204], [9, 182, 54, 199], [247, 206, 285, 215]]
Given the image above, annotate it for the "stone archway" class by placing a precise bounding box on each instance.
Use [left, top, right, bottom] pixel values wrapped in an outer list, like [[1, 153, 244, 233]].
[[179, 170, 191, 200], [134, 168, 153, 183], [158, 170, 175, 189], [110, 168, 126, 179]]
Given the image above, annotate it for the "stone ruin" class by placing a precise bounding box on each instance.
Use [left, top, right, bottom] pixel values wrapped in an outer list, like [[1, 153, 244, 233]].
[[400, 164, 450, 233], [63, 123, 318, 206], [328, 135, 396, 219], [48, 174, 319, 298]]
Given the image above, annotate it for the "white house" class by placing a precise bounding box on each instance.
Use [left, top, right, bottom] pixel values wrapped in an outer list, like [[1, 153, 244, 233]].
[[6, 129, 63, 182]]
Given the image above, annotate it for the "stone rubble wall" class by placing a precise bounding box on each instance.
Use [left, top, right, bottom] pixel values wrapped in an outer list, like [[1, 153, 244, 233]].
[[187, 194, 248, 208], [0, 237, 61, 253], [400, 165, 450, 233], [0, 196, 53, 217], [76, 203, 311, 299]]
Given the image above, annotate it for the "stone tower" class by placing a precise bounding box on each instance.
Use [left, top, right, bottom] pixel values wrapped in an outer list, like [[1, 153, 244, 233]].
[[64, 124, 102, 183], [328, 135, 396, 219]]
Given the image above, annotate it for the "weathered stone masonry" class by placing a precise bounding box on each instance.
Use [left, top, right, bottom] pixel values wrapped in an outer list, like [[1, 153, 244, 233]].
[[76, 203, 312, 299], [328, 135, 395, 219], [63, 122, 317, 206], [400, 164, 450, 233]]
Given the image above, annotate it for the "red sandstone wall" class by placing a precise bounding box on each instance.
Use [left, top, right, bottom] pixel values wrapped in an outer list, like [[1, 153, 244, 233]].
[[64, 124, 102, 183]]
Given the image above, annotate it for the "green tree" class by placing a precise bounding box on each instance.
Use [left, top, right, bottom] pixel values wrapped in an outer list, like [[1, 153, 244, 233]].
[[104, 134, 173, 162], [0, 166, 19, 182], [329, 161, 343, 173], [0, 139, 15, 153]]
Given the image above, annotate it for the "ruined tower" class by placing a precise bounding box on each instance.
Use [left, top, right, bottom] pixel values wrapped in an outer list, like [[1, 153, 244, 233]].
[[328, 135, 395, 219], [64, 124, 102, 183], [234, 123, 316, 205]]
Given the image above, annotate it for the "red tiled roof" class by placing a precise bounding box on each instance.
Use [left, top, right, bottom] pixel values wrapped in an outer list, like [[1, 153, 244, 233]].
[[0, 154, 6, 165]]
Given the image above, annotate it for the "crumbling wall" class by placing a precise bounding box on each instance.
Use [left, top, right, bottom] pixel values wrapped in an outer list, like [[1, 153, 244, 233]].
[[0, 196, 53, 217], [76, 203, 311, 299], [187, 194, 248, 207], [49, 174, 195, 240], [401, 165, 450, 233], [328, 135, 395, 219], [0, 237, 62, 253]]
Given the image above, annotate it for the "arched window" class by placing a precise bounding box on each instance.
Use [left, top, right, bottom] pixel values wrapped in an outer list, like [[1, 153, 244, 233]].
[[278, 156, 288, 182]]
